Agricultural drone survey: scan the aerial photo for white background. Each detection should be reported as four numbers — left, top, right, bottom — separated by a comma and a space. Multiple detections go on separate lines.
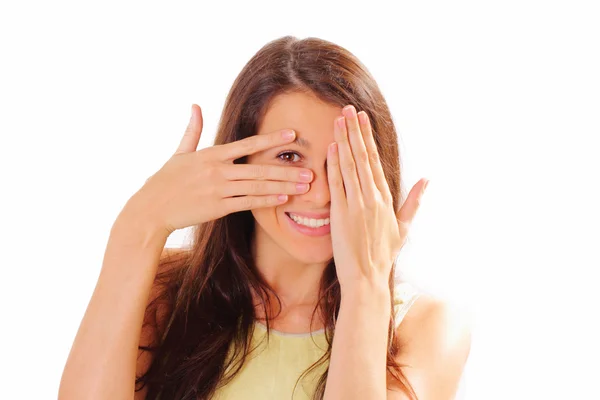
1, 1, 599, 399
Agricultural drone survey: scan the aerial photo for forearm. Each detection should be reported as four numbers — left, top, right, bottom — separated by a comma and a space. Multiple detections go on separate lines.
59, 198, 168, 399
324, 281, 392, 400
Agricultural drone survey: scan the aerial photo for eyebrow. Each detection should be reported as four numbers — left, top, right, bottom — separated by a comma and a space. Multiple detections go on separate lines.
292, 136, 311, 149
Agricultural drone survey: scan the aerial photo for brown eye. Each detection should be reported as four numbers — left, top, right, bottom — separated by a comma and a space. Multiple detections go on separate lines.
277, 151, 301, 164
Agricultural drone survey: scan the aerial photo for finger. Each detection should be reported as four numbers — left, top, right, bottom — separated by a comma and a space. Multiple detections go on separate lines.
217, 129, 296, 162
357, 110, 391, 198
397, 179, 429, 225
334, 116, 361, 202
221, 180, 310, 197
176, 104, 204, 155
342, 105, 377, 202
326, 142, 347, 206
222, 194, 289, 214
221, 164, 313, 183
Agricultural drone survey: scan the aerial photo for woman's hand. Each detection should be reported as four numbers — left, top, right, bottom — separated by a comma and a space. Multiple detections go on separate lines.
129, 104, 314, 236
326, 105, 429, 295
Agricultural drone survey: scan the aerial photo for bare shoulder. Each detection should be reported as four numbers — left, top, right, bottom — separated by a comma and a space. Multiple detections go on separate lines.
397, 293, 472, 357
388, 293, 473, 399
397, 291, 470, 334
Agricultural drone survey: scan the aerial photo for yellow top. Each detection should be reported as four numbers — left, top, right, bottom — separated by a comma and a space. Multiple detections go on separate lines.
211, 281, 421, 400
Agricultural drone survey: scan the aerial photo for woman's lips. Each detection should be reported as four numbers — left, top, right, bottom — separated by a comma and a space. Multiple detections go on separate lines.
284, 212, 331, 237
285, 211, 330, 219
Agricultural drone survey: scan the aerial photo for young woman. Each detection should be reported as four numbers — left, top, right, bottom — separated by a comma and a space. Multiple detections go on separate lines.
59, 36, 471, 400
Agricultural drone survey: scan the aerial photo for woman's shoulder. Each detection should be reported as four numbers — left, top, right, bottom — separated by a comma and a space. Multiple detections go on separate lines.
394, 281, 471, 338
390, 282, 472, 396
387, 285, 472, 398
392, 279, 472, 362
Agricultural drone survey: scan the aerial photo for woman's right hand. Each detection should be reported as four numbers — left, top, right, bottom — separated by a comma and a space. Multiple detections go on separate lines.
129, 104, 313, 236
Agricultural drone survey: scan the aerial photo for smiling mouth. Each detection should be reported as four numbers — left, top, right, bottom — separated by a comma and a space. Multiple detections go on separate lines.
285, 212, 330, 228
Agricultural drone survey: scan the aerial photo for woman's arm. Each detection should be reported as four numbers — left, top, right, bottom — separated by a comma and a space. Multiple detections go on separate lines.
58, 197, 170, 400
324, 282, 391, 400
324, 288, 472, 400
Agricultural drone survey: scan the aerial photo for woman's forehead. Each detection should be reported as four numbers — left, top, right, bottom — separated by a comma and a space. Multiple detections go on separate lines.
257, 91, 342, 147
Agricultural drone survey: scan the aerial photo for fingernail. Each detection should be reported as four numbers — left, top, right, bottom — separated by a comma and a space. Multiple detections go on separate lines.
190, 105, 195, 121
299, 170, 312, 182
296, 183, 309, 192
329, 142, 338, 154
358, 111, 367, 124
282, 130, 295, 140
278, 194, 288, 202
343, 105, 356, 117
424, 180, 430, 192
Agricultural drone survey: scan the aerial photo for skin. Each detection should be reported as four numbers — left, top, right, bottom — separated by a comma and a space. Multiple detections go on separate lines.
247, 90, 341, 331
247, 91, 471, 399
58, 93, 468, 400
246, 89, 420, 329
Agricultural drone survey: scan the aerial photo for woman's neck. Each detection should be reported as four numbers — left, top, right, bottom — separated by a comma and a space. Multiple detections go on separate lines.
251, 227, 327, 308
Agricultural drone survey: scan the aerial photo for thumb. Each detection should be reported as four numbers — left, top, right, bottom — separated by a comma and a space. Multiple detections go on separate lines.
396, 178, 428, 226
175, 104, 203, 154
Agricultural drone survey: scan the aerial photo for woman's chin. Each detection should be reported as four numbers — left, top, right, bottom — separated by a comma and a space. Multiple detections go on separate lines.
288, 247, 333, 265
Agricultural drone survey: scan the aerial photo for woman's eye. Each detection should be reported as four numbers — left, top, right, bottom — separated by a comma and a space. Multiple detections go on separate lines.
277, 151, 301, 164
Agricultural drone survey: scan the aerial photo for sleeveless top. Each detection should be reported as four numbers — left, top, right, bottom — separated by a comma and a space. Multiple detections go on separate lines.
211, 281, 421, 400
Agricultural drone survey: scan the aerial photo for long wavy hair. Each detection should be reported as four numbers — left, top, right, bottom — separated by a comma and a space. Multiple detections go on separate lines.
135, 35, 417, 400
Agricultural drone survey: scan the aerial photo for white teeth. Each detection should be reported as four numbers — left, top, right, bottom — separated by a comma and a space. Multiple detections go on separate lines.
288, 213, 330, 228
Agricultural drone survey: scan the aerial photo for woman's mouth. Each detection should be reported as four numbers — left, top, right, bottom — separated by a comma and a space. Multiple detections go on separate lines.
284, 212, 331, 237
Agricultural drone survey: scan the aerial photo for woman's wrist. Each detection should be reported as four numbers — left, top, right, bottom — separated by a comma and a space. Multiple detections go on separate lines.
112, 194, 171, 247
340, 279, 392, 316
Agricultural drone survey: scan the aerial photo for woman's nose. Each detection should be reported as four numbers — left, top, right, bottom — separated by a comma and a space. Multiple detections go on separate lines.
302, 169, 330, 206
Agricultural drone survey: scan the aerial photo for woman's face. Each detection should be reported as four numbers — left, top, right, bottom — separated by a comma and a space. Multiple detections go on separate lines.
247, 90, 343, 264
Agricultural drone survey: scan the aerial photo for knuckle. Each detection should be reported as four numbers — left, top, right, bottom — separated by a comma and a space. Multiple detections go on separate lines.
252, 164, 266, 179
241, 138, 256, 154
212, 144, 226, 156
330, 176, 344, 189
415, 196, 422, 208
363, 197, 376, 210
368, 148, 380, 164
241, 196, 253, 209
207, 183, 218, 198
357, 149, 369, 164
343, 162, 356, 175
382, 193, 392, 206
350, 208, 363, 220
204, 145, 218, 158
287, 182, 299, 192
205, 165, 219, 180
265, 195, 278, 206
250, 181, 264, 194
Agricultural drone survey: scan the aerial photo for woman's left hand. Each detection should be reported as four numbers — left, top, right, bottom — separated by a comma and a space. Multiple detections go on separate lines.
327, 105, 429, 296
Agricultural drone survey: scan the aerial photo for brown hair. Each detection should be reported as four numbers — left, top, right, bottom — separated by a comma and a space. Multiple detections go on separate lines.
136, 35, 417, 400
